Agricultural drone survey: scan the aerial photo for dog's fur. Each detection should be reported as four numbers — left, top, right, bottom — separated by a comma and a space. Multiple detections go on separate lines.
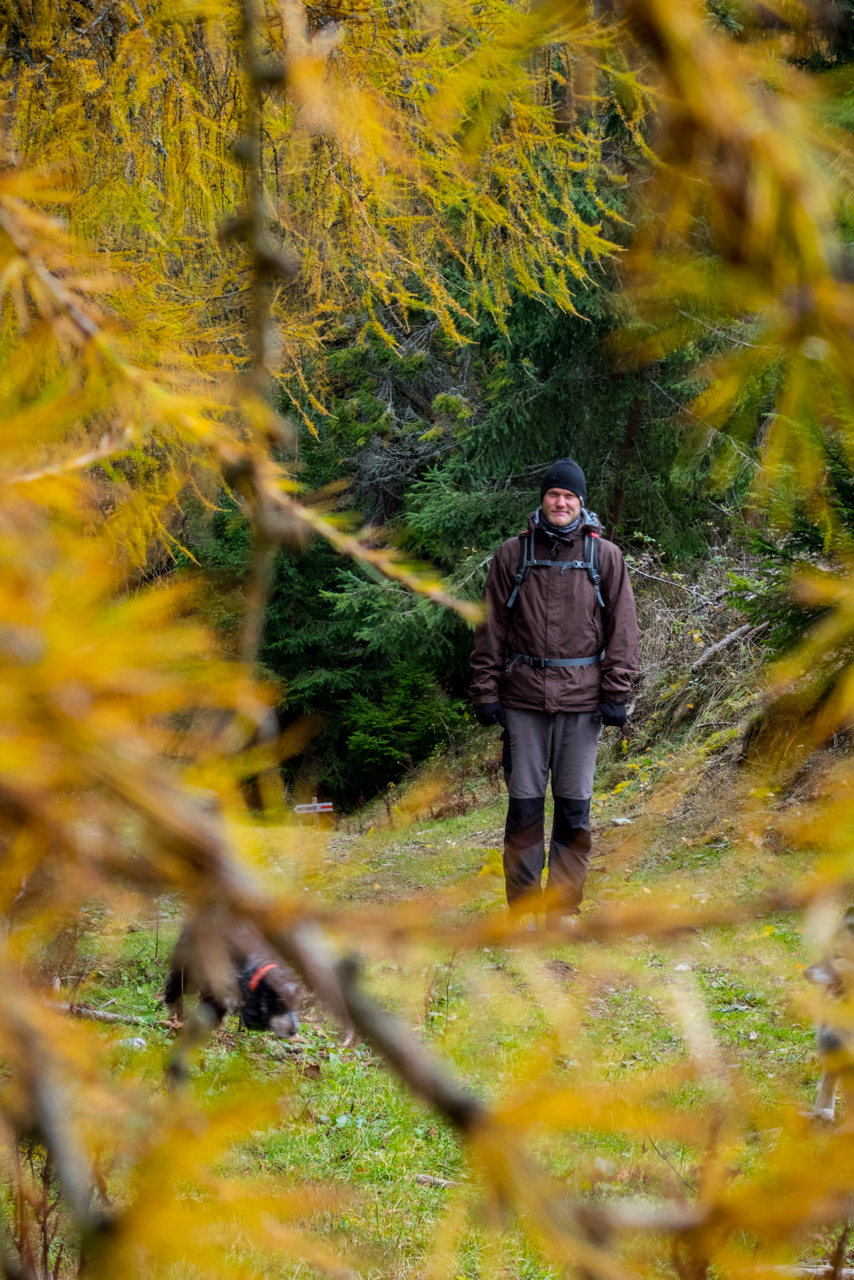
804, 907, 854, 1122
164, 920, 301, 1039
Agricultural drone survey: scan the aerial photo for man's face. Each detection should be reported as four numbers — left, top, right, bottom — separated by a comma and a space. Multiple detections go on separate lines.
542, 487, 582, 526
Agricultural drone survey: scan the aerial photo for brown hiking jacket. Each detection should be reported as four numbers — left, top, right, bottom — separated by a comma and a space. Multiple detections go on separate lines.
470, 512, 638, 713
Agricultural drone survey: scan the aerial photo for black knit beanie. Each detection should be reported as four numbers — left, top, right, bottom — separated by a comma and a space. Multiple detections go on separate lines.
540, 457, 587, 503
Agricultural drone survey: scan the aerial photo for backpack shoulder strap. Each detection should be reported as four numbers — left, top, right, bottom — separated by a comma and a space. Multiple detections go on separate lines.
583, 510, 606, 612
506, 530, 533, 609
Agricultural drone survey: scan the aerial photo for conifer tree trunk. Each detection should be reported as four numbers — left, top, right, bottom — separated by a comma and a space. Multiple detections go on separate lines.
606, 392, 642, 541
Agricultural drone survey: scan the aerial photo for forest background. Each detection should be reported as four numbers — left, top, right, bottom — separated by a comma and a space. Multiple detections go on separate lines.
9, 0, 854, 1278
7, 0, 821, 813
5, 0, 848, 809
98, 0, 854, 809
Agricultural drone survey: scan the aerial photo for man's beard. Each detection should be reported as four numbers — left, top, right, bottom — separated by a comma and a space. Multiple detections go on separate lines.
539, 509, 582, 540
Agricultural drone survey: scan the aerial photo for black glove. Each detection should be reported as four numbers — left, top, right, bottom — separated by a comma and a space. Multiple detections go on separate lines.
591, 700, 627, 728
475, 701, 507, 728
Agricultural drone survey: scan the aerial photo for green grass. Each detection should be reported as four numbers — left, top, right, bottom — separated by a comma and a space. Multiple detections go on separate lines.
47, 732, 846, 1279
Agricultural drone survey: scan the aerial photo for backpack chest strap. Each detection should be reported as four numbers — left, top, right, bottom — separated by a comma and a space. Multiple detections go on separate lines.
505, 528, 602, 609
525, 558, 593, 570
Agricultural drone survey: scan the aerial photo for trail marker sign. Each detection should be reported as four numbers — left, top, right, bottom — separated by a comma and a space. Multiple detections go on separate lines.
294, 796, 334, 815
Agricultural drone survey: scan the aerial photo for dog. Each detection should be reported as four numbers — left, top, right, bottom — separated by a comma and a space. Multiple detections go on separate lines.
164, 919, 301, 1039
804, 907, 854, 1122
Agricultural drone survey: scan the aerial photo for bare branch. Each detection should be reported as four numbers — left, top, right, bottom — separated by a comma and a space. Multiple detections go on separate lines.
280, 923, 483, 1131
0, 1193, 37, 1280
7, 430, 133, 485
238, 529, 275, 673
48, 1002, 171, 1030
692, 622, 767, 672
7, 1014, 102, 1236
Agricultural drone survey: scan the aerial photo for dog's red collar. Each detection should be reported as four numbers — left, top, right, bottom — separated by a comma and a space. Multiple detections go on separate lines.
248, 962, 278, 991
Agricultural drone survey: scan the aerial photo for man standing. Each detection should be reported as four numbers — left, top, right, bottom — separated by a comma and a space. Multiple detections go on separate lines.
470, 458, 638, 915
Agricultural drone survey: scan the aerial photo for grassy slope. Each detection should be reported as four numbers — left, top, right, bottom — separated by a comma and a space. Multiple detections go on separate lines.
68, 711, 839, 1280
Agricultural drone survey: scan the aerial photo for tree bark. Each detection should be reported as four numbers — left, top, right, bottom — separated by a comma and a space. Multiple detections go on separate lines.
607, 393, 642, 541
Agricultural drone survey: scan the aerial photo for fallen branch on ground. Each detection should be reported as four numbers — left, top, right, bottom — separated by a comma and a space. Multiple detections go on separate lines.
761, 1270, 854, 1278
48, 1001, 172, 1029
692, 622, 768, 672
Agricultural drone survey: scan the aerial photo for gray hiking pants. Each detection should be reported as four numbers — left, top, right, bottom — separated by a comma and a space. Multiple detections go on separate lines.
501, 707, 602, 911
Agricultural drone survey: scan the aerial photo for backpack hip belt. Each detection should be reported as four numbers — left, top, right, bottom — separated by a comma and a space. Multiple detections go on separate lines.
507, 650, 604, 672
